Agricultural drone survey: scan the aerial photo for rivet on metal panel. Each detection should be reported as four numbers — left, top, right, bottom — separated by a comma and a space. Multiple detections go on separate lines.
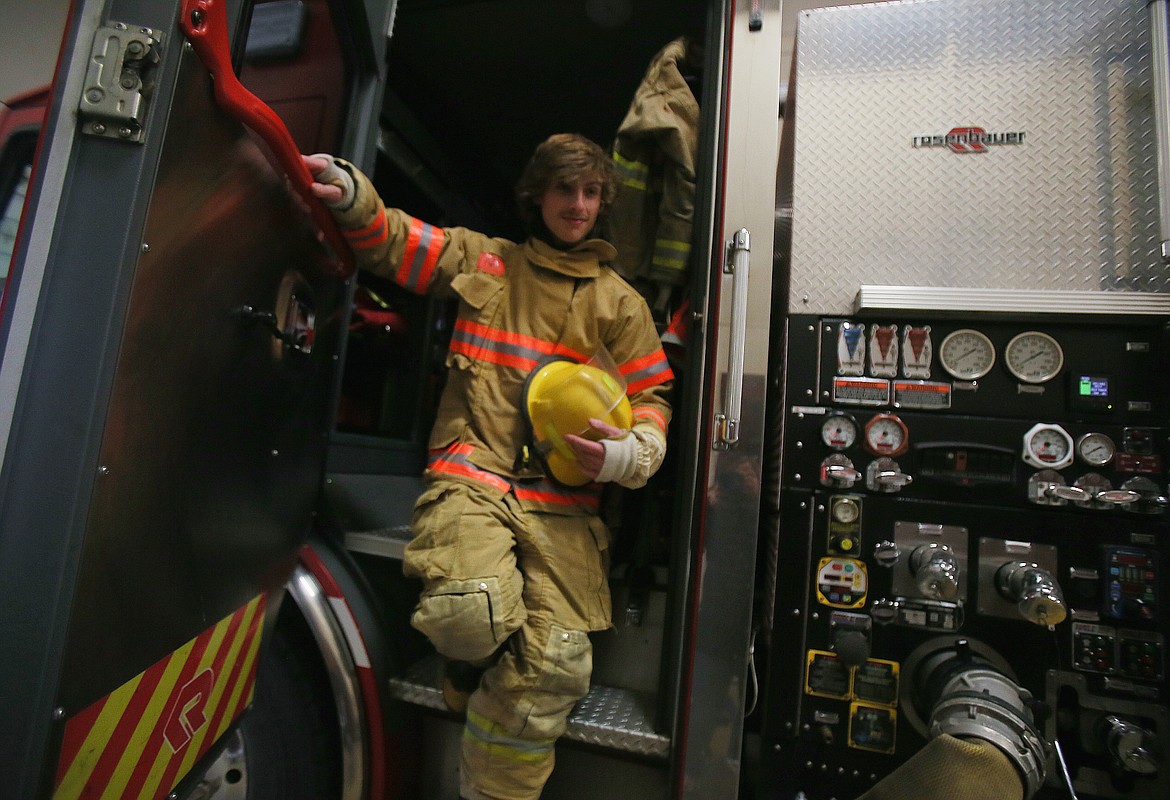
53, 707, 65, 720
794, 473, 802, 481
791, 608, 801, 617
141, 242, 150, 252
270, 449, 279, 457
98, 465, 110, 476
796, 441, 803, 449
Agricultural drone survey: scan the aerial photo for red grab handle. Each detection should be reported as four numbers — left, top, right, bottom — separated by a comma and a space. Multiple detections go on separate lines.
179, 0, 355, 277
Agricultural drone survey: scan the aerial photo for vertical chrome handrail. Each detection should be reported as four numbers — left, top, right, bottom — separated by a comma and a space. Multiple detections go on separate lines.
715, 228, 750, 448
1148, 0, 1170, 261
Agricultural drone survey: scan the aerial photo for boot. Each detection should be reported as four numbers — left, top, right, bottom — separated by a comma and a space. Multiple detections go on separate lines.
441, 659, 486, 714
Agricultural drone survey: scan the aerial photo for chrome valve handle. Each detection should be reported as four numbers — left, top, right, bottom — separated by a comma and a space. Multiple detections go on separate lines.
995, 561, 1068, 626
910, 543, 960, 601
1102, 715, 1160, 775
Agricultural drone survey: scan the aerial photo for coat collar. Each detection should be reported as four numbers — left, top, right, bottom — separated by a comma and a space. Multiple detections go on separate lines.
524, 236, 616, 278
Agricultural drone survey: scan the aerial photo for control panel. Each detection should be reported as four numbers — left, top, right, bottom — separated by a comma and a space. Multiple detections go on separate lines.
767, 314, 1169, 800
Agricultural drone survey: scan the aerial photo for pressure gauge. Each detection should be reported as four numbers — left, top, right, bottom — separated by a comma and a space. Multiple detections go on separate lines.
1022, 423, 1074, 470
864, 413, 908, 457
820, 412, 859, 450
938, 328, 996, 380
831, 496, 861, 524
1076, 432, 1116, 467
1004, 331, 1064, 384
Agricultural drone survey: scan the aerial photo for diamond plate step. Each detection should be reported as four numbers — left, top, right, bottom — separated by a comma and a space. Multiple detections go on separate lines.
388, 654, 671, 760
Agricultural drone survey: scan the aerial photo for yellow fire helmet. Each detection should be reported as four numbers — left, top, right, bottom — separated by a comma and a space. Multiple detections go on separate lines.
524, 353, 633, 486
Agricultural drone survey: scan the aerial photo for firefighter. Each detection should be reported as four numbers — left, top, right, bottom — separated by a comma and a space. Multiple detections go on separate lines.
303, 134, 673, 800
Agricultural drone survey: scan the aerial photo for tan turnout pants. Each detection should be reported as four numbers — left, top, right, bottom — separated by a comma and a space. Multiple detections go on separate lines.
403, 478, 612, 800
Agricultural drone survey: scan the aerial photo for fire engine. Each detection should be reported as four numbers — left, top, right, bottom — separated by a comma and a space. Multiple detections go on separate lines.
1, 0, 1166, 798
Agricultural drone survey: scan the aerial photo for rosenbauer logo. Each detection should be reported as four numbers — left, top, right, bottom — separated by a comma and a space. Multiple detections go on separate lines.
911, 126, 1025, 153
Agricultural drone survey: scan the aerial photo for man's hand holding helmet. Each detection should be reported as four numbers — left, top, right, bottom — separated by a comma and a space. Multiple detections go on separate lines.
564, 418, 664, 488
563, 419, 625, 481
525, 354, 665, 489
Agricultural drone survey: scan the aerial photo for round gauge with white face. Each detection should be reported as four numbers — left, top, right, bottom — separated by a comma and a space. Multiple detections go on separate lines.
864, 413, 908, 457
1004, 331, 1064, 384
832, 497, 861, 524
820, 412, 859, 450
938, 328, 996, 381
1076, 432, 1116, 467
1022, 423, 1074, 469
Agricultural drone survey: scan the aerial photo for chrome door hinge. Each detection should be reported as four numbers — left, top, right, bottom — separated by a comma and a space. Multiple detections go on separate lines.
79, 22, 164, 143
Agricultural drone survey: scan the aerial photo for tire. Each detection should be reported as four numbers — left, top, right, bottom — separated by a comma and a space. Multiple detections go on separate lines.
236, 604, 344, 799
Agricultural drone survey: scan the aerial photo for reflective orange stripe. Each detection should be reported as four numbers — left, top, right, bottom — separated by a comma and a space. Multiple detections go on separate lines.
621, 348, 673, 394
397, 217, 444, 292
633, 406, 667, 433
450, 319, 586, 371
513, 481, 601, 510
428, 445, 510, 492
427, 444, 601, 509
343, 208, 389, 250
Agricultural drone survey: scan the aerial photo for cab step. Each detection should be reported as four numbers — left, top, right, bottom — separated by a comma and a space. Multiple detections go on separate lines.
388, 654, 671, 760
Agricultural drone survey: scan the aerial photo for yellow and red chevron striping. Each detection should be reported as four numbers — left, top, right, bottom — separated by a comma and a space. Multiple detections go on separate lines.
53, 594, 267, 800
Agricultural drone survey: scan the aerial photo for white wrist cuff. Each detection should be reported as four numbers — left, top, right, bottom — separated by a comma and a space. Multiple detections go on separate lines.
596, 434, 639, 484
310, 153, 356, 210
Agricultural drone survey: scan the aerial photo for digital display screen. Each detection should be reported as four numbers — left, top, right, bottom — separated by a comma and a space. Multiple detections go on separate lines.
1069, 373, 1114, 412
1078, 375, 1110, 398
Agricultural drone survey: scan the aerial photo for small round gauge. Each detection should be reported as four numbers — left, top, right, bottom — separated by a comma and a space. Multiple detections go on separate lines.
831, 496, 861, 524
938, 328, 996, 380
1076, 432, 1116, 467
1022, 423, 1074, 470
864, 413, 908, 457
1004, 331, 1064, 384
820, 412, 859, 450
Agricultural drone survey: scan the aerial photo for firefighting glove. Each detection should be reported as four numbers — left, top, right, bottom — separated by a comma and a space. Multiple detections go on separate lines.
308, 153, 356, 211
596, 424, 666, 489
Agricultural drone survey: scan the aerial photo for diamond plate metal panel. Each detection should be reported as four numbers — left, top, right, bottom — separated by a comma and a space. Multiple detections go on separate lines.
388, 654, 671, 759
787, 0, 1167, 314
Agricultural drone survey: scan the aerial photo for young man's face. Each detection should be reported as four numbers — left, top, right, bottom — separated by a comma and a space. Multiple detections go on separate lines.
537, 176, 603, 245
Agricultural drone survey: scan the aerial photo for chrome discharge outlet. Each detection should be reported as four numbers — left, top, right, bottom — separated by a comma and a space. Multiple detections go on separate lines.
995, 561, 1068, 626
910, 543, 960, 602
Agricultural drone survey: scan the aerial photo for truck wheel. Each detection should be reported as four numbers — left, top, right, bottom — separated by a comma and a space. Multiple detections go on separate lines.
195, 604, 343, 800
240, 604, 343, 799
